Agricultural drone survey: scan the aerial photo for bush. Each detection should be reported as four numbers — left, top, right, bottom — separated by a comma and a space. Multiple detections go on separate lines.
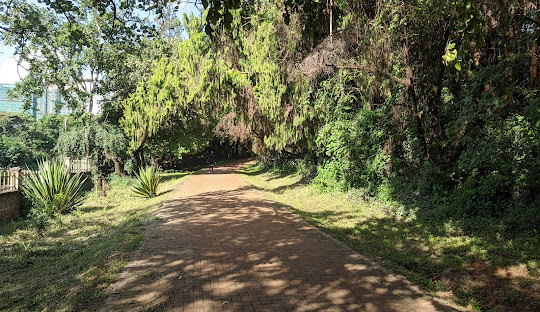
312, 160, 349, 191
22, 160, 87, 216
132, 166, 161, 198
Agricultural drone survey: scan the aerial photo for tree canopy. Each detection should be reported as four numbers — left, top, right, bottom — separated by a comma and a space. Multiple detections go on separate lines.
1, 0, 539, 224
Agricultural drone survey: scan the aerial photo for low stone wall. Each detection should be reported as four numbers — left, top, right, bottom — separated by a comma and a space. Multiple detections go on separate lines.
0, 191, 21, 222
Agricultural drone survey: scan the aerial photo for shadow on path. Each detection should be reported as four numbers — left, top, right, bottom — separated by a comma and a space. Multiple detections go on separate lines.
101, 161, 460, 312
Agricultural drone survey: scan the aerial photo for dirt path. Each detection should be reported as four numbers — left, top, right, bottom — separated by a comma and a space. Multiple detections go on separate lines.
101, 160, 459, 312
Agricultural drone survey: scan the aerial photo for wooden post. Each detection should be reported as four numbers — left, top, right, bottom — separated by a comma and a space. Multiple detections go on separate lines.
10, 167, 20, 191
1, 170, 5, 192
101, 178, 107, 197
65, 157, 71, 171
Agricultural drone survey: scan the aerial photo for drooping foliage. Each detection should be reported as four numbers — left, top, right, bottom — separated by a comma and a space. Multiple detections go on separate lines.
121, 14, 231, 164
55, 119, 128, 175
121, 0, 539, 232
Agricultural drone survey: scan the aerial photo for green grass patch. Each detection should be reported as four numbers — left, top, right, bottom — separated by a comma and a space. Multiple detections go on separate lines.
241, 163, 540, 312
0, 172, 190, 312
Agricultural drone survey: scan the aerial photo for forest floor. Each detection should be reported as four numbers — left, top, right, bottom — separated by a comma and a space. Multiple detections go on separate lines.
101, 159, 460, 312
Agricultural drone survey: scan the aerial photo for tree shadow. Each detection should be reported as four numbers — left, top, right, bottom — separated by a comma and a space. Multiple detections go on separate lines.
0, 210, 157, 311
157, 189, 173, 196
268, 177, 310, 194
233, 164, 540, 311
284, 200, 540, 311
101, 179, 459, 312
160, 172, 189, 183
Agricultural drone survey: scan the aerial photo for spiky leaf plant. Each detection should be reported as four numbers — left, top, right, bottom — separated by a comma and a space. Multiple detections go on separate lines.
22, 160, 87, 216
133, 166, 161, 198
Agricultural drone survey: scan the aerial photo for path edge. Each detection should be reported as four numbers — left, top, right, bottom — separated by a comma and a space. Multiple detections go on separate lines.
238, 163, 467, 312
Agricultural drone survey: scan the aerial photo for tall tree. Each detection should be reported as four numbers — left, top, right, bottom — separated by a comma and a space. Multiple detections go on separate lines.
0, 0, 154, 113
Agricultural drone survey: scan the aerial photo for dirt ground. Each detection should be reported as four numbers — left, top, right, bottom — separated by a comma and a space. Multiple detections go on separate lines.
100, 160, 462, 312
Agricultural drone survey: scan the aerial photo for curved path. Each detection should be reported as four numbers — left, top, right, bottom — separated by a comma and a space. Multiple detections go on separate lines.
101, 160, 459, 312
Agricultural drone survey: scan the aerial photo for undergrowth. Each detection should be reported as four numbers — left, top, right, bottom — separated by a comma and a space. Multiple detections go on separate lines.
241, 162, 540, 312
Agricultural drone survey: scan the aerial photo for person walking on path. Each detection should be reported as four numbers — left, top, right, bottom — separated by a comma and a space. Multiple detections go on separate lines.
207, 150, 216, 173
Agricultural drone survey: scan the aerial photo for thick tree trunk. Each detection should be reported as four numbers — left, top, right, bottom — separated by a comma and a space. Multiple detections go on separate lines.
113, 160, 123, 176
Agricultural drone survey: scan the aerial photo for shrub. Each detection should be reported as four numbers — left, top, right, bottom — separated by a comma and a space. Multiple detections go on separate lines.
22, 160, 87, 216
132, 166, 161, 198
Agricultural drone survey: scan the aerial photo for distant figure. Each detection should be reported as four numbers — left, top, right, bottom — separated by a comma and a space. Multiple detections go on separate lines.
208, 151, 216, 173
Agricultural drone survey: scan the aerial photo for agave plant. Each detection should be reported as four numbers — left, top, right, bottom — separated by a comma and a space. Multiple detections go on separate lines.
22, 160, 87, 215
133, 166, 161, 198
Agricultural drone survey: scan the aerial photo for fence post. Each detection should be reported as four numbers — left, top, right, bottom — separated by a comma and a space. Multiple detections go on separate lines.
10, 167, 20, 191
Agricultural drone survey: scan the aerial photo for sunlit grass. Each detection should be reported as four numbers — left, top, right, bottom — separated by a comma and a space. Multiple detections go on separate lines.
0, 172, 190, 312
241, 163, 540, 311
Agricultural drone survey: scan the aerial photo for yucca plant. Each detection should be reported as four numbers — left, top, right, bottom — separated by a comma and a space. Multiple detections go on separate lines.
133, 166, 161, 198
22, 160, 87, 216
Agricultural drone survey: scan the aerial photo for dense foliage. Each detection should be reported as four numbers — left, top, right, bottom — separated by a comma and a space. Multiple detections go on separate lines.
0, 112, 64, 169
55, 118, 128, 175
119, 0, 540, 233
1, 0, 539, 310
3, 0, 538, 227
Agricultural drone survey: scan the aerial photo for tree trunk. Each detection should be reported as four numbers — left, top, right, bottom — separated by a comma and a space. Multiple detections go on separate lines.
101, 178, 107, 197
401, 36, 428, 159
134, 129, 148, 168
530, 36, 539, 89
104, 151, 124, 176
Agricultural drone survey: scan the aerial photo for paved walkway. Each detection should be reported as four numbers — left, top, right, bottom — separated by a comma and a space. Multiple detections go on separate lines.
101, 161, 459, 312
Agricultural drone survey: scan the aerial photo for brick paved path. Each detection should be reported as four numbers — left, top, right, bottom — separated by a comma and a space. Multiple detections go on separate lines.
101, 161, 459, 312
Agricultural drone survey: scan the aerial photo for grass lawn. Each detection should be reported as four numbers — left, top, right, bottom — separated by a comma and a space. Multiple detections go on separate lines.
0, 172, 190, 312
241, 163, 540, 312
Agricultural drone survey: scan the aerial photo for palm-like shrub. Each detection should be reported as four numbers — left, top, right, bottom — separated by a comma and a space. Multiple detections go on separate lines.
22, 160, 87, 215
133, 166, 161, 198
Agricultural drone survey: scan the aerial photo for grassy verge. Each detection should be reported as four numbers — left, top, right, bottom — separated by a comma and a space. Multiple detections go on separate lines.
0, 172, 190, 312
241, 163, 540, 312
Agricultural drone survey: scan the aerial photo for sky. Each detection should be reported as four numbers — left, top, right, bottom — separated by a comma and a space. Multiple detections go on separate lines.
0, 1, 200, 85
0, 45, 24, 84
